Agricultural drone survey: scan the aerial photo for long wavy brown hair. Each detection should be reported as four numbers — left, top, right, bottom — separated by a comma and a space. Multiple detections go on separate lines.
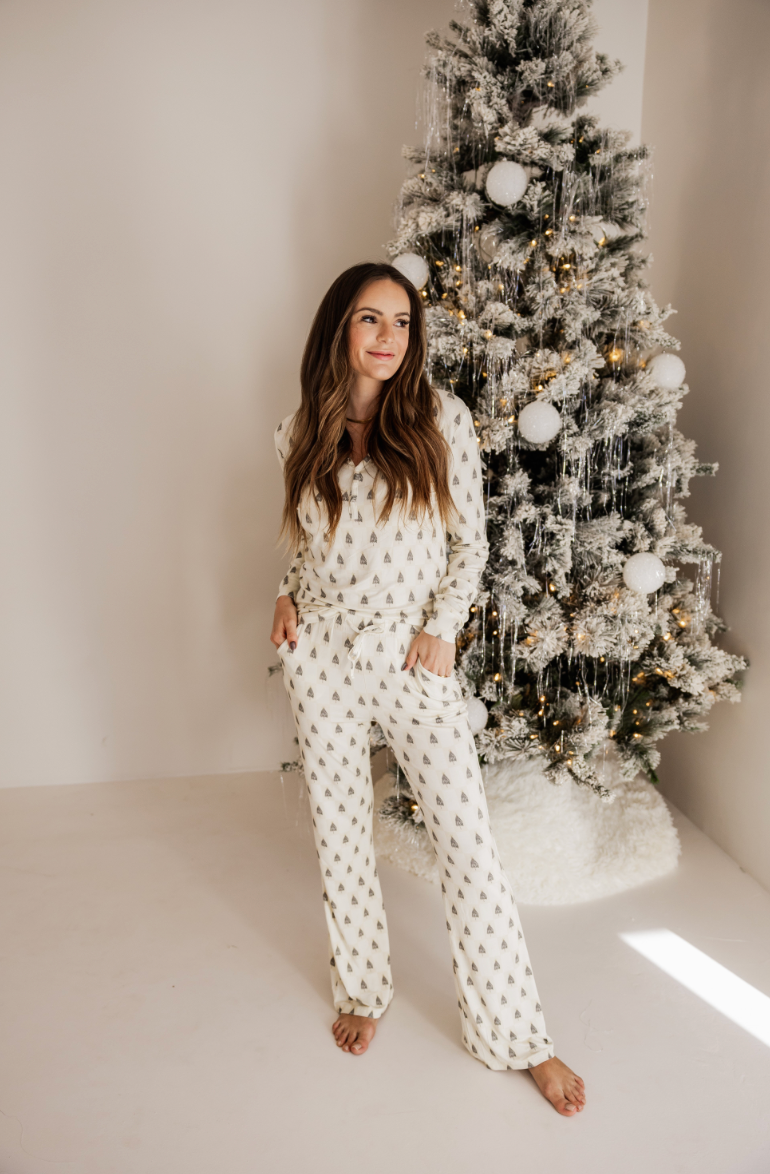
278, 261, 456, 550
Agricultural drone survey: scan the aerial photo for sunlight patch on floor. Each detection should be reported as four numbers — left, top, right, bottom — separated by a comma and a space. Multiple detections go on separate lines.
621, 928, 770, 1047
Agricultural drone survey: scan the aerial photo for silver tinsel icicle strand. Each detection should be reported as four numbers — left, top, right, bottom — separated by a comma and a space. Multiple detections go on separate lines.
378, 0, 747, 815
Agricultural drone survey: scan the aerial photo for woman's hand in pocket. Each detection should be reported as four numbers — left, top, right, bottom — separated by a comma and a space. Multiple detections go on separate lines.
402, 631, 455, 676
271, 595, 299, 650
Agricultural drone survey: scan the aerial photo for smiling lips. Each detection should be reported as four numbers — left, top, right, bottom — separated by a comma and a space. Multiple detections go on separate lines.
369, 351, 394, 359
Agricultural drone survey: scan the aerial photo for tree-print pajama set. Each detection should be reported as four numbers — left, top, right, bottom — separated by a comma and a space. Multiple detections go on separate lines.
273, 388, 554, 1070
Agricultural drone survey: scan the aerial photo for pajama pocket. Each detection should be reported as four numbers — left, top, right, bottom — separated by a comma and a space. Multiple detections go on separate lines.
415, 657, 457, 700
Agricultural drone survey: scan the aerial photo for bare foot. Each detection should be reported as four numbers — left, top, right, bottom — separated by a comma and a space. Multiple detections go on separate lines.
331, 1013, 377, 1055
528, 1056, 586, 1116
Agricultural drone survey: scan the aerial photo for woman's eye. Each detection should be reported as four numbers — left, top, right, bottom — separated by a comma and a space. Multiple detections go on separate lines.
360, 315, 409, 326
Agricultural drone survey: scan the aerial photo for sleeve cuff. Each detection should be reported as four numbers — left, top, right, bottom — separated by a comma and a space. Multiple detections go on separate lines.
423, 616, 458, 644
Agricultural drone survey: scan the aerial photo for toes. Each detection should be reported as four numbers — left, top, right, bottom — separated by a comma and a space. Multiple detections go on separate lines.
332, 1016, 376, 1056
566, 1091, 585, 1111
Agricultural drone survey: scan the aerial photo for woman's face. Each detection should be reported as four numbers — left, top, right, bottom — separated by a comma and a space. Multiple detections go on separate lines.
347, 279, 412, 384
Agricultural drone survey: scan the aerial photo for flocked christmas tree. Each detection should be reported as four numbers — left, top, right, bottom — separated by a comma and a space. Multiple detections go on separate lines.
373, 0, 746, 831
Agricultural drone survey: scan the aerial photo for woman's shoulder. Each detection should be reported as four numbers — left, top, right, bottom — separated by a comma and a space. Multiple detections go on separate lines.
432, 386, 474, 441
274, 409, 298, 467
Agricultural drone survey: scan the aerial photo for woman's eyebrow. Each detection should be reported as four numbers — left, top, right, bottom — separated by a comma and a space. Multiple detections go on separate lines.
357, 306, 411, 316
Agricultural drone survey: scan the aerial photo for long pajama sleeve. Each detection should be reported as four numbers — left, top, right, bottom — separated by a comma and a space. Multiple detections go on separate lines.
274, 412, 305, 601
422, 396, 489, 644
276, 536, 306, 602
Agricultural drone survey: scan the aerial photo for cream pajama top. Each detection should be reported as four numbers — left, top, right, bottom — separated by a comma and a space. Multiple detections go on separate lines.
273, 388, 489, 646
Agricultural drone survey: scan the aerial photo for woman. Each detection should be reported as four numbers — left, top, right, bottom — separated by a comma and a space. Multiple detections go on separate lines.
271, 262, 585, 1116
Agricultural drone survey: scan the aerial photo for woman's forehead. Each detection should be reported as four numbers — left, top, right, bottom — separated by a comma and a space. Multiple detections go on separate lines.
354, 279, 411, 315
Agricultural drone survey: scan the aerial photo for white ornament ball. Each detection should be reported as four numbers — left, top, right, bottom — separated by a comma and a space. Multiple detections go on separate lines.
485, 160, 528, 207
517, 400, 562, 444
467, 696, 489, 734
476, 222, 504, 264
622, 552, 667, 594
391, 252, 429, 290
590, 219, 623, 244
648, 352, 686, 390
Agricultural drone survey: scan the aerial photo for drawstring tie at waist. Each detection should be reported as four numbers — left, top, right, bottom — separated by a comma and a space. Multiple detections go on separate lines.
298, 604, 389, 674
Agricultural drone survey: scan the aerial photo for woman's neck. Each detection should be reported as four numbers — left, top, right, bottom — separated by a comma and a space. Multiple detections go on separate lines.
347, 374, 383, 423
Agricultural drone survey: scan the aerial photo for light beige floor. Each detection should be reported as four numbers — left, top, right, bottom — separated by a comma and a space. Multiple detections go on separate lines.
0, 770, 769, 1174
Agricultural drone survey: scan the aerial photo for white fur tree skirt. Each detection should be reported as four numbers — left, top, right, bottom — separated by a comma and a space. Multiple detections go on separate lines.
373, 745, 681, 905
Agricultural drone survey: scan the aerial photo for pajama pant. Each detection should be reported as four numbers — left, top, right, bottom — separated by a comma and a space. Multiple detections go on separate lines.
277, 605, 555, 1071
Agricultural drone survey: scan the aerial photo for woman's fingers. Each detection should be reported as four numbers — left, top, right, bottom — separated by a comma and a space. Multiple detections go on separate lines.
402, 634, 455, 675
285, 615, 298, 650
271, 598, 299, 648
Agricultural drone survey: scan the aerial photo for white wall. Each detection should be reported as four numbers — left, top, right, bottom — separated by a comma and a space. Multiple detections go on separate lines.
0, 0, 647, 788
641, 0, 770, 890
586, 0, 649, 144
